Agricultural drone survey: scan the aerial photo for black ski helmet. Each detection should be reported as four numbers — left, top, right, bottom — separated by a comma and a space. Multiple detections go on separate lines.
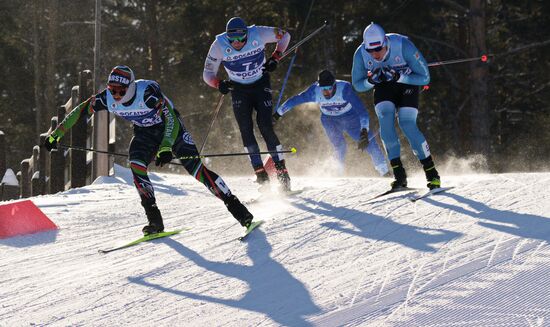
318, 70, 336, 87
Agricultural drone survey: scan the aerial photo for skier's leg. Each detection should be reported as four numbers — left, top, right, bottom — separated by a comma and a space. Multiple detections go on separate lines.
129, 126, 165, 234
254, 78, 291, 191
375, 102, 406, 187
231, 89, 270, 187
365, 131, 389, 176
321, 115, 347, 174
172, 122, 253, 227
374, 83, 407, 188
397, 82, 441, 189
374, 101, 400, 160
397, 107, 430, 159
343, 113, 388, 176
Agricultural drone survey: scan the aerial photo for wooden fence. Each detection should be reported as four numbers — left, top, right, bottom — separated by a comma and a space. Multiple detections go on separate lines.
0, 70, 115, 201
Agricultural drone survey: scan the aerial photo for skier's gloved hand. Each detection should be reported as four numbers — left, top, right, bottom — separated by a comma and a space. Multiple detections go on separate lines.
263, 51, 282, 73
382, 67, 400, 83
218, 80, 233, 95
272, 112, 282, 125
155, 147, 173, 167
367, 68, 383, 85
357, 128, 370, 150
43, 134, 59, 152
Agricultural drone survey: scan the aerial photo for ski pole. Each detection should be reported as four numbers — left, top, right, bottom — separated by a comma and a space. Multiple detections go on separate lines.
177, 147, 297, 160
58, 143, 297, 161
428, 54, 490, 67
198, 94, 225, 154
280, 20, 330, 61
275, 3, 318, 111
57, 144, 129, 157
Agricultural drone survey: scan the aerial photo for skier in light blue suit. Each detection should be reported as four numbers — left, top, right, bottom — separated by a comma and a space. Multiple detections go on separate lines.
352, 22, 441, 190
274, 70, 388, 176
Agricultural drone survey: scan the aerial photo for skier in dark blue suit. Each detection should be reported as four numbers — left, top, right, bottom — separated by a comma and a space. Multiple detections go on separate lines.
274, 70, 388, 176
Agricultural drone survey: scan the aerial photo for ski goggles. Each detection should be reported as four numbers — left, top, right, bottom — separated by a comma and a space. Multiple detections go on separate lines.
366, 45, 384, 53
107, 84, 128, 97
320, 84, 335, 91
228, 34, 247, 43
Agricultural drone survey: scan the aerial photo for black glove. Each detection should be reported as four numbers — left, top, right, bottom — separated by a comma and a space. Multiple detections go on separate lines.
367, 68, 383, 85
357, 128, 369, 150
381, 67, 400, 83
263, 51, 282, 73
218, 80, 233, 95
272, 112, 282, 125
155, 147, 173, 167
43, 134, 59, 152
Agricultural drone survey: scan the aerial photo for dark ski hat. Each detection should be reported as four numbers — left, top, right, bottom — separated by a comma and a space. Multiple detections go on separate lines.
107, 65, 135, 87
318, 70, 336, 87
226, 17, 248, 39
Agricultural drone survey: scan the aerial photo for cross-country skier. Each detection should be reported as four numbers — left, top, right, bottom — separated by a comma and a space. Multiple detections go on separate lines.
351, 22, 441, 190
203, 17, 292, 193
274, 70, 389, 176
44, 65, 255, 235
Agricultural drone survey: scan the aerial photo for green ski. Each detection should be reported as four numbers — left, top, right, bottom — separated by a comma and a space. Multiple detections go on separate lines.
238, 220, 264, 241
98, 230, 183, 254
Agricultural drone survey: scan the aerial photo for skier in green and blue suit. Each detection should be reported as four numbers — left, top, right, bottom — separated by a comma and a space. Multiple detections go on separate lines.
44, 65, 255, 235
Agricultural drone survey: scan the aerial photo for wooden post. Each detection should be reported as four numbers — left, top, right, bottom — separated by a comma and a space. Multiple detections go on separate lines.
30, 145, 41, 196
70, 71, 91, 188
20, 159, 30, 198
50, 115, 65, 194
39, 133, 48, 194
0, 131, 5, 180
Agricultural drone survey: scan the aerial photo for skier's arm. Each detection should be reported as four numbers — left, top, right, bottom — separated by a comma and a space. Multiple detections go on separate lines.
146, 83, 180, 150
203, 40, 224, 89
256, 26, 291, 55
49, 91, 107, 140
397, 38, 430, 85
343, 84, 369, 130
351, 47, 374, 92
276, 84, 317, 116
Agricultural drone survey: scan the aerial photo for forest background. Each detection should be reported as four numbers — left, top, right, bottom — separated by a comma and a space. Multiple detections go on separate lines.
1, 0, 548, 176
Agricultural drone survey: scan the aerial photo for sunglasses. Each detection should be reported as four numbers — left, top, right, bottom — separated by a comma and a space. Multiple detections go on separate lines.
366, 45, 384, 53
320, 85, 334, 91
108, 85, 127, 97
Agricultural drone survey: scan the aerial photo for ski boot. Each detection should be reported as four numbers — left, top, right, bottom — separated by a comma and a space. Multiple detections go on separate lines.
420, 156, 441, 190
141, 199, 164, 236
254, 165, 271, 193
224, 194, 254, 228
274, 159, 291, 193
390, 158, 407, 190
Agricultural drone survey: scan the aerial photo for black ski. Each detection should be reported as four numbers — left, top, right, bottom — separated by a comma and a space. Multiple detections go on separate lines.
410, 187, 454, 202
367, 187, 420, 202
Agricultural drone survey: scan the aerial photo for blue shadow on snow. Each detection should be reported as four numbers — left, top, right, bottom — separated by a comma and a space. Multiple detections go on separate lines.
128, 230, 321, 326
424, 193, 550, 242
291, 197, 461, 252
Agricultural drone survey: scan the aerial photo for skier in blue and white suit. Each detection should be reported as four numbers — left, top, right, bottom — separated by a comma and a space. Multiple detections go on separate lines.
203, 17, 293, 192
274, 70, 389, 176
352, 22, 441, 190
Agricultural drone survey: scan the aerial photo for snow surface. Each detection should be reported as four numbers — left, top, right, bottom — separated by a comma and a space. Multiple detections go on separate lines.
1, 166, 550, 326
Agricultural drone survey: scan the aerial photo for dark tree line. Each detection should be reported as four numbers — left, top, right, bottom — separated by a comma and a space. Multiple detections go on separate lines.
0, 0, 548, 176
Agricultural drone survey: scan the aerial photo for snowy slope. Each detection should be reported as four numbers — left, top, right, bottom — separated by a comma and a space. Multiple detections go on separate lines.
1, 167, 550, 326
